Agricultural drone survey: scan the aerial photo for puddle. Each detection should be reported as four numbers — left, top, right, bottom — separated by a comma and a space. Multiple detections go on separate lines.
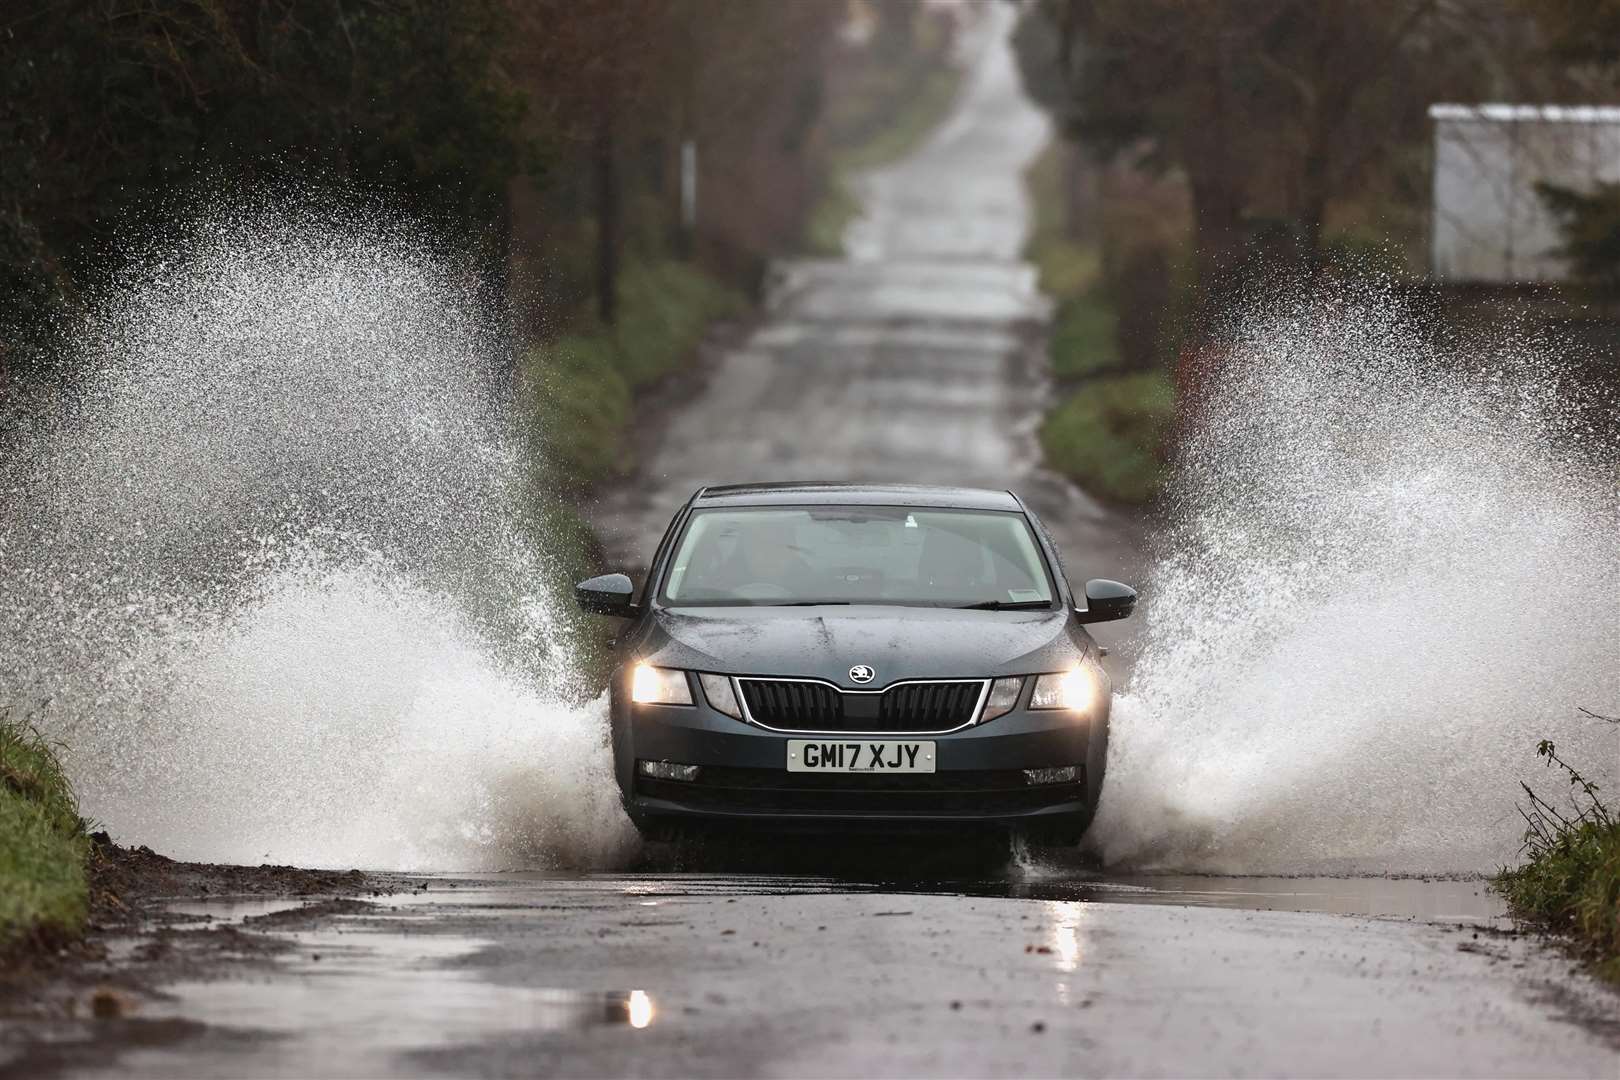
161, 898, 310, 926
161, 966, 659, 1038
940, 873, 1509, 921
414, 870, 1507, 922
7, 872, 1512, 1078
40, 918, 663, 1078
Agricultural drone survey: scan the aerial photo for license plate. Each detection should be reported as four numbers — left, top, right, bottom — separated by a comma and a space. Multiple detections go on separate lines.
786, 740, 936, 774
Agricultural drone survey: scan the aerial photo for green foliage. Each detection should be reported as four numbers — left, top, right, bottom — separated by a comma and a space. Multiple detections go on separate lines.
1027, 127, 1190, 375
520, 257, 743, 692
1050, 295, 1121, 380
526, 258, 743, 490
1496, 716, 1620, 980
1024, 141, 1171, 503
1040, 373, 1174, 506
0, 712, 90, 949
835, 63, 963, 176
530, 334, 633, 490
1024, 143, 1117, 379
1033, 242, 1103, 307
1536, 182, 1620, 289
1024, 144, 1100, 296
612, 261, 747, 389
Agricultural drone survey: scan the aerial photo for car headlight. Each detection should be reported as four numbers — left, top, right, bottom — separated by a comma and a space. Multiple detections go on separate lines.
631, 663, 693, 706
1029, 663, 1104, 712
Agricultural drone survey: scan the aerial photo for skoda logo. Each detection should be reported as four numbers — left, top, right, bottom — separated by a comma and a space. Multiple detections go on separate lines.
849, 664, 876, 684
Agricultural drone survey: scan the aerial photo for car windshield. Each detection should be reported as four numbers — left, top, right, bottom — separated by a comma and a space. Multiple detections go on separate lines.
660, 506, 1056, 608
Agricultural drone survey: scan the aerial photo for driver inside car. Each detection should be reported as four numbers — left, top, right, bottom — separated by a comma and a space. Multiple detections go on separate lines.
690, 515, 823, 600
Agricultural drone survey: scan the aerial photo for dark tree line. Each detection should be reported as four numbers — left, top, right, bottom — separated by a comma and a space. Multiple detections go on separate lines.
0, 0, 843, 384
499, 0, 840, 335
1015, 0, 1620, 317
1525, 0, 1620, 292
1, 3, 527, 360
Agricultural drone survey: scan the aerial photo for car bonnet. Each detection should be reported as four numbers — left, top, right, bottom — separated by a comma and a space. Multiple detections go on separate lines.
635, 605, 1085, 688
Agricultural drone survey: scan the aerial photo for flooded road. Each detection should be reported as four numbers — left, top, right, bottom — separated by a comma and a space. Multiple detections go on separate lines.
10, 872, 1616, 1078
5, 7, 1616, 1079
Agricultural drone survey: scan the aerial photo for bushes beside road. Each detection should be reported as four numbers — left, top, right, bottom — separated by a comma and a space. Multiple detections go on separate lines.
1047, 292, 1120, 381
1040, 373, 1175, 507
1024, 143, 1177, 506
525, 258, 744, 491
0, 713, 89, 952
1500, 821, 1620, 981
1496, 721, 1620, 982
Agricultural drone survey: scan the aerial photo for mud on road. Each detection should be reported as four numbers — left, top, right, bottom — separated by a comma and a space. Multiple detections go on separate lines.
1, 836, 419, 1004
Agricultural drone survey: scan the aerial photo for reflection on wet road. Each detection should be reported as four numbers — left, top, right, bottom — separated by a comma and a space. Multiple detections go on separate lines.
903, 872, 1507, 921
413, 869, 1510, 921
394, 868, 1511, 922
16, 873, 1612, 1079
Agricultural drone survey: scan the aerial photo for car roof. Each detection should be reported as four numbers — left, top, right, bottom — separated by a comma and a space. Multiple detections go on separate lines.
689, 481, 1024, 512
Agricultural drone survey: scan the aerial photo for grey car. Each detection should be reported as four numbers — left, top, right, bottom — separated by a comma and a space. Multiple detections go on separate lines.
575, 482, 1136, 844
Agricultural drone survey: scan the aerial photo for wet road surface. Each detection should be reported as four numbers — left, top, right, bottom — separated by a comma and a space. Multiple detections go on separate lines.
9, 871, 1616, 1078
7, 7, 1616, 1079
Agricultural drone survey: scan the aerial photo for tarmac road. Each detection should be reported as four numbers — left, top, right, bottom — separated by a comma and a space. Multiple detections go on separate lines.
5, 7, 1615, 1079
7, 870, 1615, 1078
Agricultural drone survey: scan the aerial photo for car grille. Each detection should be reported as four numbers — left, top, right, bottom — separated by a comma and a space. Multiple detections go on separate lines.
737, 678, 986, 732
879, 682, 984, 730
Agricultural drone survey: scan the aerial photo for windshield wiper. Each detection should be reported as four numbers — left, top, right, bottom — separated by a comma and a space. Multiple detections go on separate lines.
772, 601, 852, 606
954, 600, 1053, 610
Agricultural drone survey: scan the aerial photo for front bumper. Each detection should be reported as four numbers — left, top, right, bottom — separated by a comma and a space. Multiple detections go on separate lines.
611, 691, 1107, 833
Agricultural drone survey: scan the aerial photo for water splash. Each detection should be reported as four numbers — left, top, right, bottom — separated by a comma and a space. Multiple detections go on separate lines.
0, 202, 636, 870
1093, 281, 1619, 874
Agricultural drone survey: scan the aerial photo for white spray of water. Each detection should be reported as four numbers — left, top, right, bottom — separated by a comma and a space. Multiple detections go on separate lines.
0, 204, 637, 870
6, 213, 1611, 878
1094, 283, 1619, 874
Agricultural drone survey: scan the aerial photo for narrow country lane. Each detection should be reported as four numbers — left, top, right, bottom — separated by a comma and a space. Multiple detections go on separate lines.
5, 8, 1615, 1080
587, 6, 1145, 613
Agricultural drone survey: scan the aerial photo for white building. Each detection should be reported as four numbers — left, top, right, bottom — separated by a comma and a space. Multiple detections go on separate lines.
1429, 104, 1620, 283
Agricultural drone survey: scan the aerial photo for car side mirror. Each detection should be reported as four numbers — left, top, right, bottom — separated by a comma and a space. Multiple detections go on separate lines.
575, 573, 638, 617
1075, 578, 1136, 624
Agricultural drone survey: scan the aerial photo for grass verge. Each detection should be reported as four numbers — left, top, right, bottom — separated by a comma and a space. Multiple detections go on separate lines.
1049, 292, 1121, 381
1039, 373, 1175, 506
0, 712, 89, 952
525, 257, 745, 490
1495, 716, 1620, 982
1025, 142, 1171, 505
